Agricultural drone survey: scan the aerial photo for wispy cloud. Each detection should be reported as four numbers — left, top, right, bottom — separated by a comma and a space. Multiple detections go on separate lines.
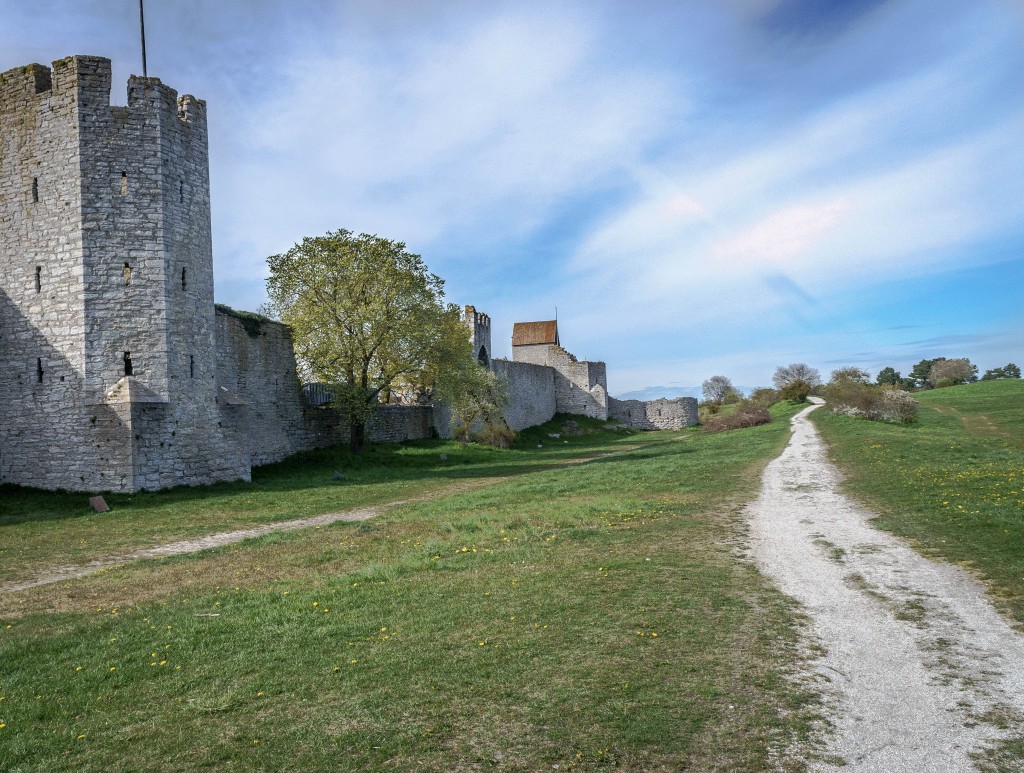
1, 0, 1021, 389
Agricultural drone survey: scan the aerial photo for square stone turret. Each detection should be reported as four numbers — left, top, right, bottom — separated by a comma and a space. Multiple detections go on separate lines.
0, 55, 248, 491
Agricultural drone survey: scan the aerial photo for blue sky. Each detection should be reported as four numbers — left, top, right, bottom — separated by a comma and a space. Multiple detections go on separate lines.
3, 0, 1022, 394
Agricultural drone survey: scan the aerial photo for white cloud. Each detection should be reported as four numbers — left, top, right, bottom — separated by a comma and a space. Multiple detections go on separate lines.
213, 9, 679, 286
710, 198, 852, 268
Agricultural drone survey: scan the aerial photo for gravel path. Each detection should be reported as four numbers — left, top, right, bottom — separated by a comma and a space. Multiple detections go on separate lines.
746, 400, 1024, 771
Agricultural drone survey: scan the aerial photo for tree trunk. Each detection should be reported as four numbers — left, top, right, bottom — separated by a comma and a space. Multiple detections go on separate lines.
350, 421, 366, 454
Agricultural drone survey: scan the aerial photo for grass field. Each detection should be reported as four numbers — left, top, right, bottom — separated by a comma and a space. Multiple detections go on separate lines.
812, 378, 1024, 625
0, 405, 821, 771
0, 419, 662, 586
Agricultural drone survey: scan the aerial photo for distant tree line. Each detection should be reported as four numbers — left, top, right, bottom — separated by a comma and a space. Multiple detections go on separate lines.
698, 355, 1019, 431
874, 358, 1019, 391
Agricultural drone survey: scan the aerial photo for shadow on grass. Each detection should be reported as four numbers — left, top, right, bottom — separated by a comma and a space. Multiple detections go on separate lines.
0, 414, 665, 528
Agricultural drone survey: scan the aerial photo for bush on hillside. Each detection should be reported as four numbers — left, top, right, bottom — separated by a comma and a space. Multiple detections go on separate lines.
822, 380, 883, 419
701, 403, 771, 433
823, 381, 919, 425
749, 387, 780, 407
697, 401, 721, 423
779, 379, 812, 403
880, 389, 919, 424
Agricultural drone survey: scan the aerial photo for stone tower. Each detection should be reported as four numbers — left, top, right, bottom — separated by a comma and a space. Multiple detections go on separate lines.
464, 305, 491, 366
0, 56, 248, 491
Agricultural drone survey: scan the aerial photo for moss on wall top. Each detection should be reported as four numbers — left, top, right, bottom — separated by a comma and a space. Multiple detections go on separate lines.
214, 303, 275, 338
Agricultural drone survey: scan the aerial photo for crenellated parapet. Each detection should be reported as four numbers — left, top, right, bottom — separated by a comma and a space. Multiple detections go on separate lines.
0, 54, 233, 492
464, 304, 492, 366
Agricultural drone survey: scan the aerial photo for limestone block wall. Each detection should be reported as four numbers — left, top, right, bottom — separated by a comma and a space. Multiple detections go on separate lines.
214, 310, 311, 465
542, 346, 608, 420
510, 343, 554, 366
367, 406, 435, 443
215, 308, 437, 464
608, 396, 698, 430
0, 56, 247, 492
492, 359, 557, 430
464, 305, 492, 366
1, 60, 92, 489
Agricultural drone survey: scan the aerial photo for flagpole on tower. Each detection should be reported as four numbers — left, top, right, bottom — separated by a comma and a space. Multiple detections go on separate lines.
139, 0, 148, 77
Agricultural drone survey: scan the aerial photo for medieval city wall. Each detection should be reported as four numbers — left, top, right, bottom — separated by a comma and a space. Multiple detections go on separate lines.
214, 309, 437, 464
0, 57, 249, 492
543, 346, 608, 420
214, 310, 312, 465
492, 359, 557, 430
608, 396, 699, 430
0, 54, 696, 494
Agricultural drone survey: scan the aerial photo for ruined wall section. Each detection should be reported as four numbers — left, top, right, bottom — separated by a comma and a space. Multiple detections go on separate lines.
542, 346, 608, 420
491, 359, 556, 430
508, 342, 608, 421
214, 310, 315, 465
608, 396, 698, 430
215, 310, 434, 466
464, 305, 491, 366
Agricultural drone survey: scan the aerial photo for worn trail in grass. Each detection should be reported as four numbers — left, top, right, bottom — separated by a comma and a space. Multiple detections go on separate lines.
0, 422, 642, 586
0, 406, 820, 771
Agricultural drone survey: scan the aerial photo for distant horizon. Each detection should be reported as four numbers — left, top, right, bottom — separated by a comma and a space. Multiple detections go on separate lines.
2, 0, 1021, 392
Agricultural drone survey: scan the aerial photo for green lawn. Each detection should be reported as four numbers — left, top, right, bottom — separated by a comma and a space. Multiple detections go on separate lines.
0, 417, 646, 585
0, 405, 820, 771
812, 379, 1024, 624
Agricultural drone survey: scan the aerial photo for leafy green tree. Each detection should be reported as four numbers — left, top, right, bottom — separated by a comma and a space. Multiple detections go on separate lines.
779, 378, 812, 403
909, 357, 944, 389
446, 369, 514, 446
928, 358, 978, 388
876, 367, 901, 387
266, 229, 487, 453
982, 363, 1021, 380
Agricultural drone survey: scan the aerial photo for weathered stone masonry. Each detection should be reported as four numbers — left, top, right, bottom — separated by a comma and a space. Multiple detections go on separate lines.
0, 55, 697, 494
1, 56, 248, 492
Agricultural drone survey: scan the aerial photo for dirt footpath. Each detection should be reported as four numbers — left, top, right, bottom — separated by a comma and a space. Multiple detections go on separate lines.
746, 400, 1024, 771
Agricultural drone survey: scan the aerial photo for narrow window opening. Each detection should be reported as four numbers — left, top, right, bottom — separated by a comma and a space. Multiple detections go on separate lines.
179, 180, 184, 204
35, 266, 41, 293
120, 172, 127, 196
32, 177, 39, 203
181, 267, 187, 290
190, 355, 195, 379
36, 357, 44, 383
124, 352, 133, 376
123, 262, 132, 285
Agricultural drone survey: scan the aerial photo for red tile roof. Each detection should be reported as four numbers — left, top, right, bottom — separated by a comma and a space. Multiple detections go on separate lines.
512, 320, 559, 346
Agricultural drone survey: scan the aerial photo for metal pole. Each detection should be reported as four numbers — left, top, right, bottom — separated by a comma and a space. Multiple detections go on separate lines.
139, 0, 148, 77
